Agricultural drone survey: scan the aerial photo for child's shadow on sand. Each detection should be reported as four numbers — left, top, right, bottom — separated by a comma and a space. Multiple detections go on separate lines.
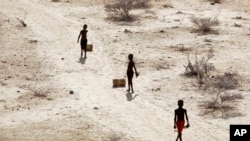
77, 57, 87, 64
126, 92, 138, 101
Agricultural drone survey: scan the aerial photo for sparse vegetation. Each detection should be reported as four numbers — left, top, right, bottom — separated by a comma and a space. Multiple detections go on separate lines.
105, 0, 133, 21
105, 0, 152, 21
220, 92, 243, 102
200, 88, 243, 116
199, 72, 242, 117
207, 72, 240, 90
184, 48, 215, 86
133, 0, 151, 8
184, 51, 242, 115
21, 85, 52, 98
183, 49, 243, 118
191, 17, 219, 33
200, 81, 242, 118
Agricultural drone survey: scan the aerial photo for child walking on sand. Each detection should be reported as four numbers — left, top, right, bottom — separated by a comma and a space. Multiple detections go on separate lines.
126, 54, 139, 93
174, 100, 190, 141
77, 24, 88, 58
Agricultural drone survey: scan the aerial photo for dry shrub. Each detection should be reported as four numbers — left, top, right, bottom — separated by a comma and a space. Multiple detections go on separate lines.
200, 89, 243, 110
191, 17, 219, 33
208, 72, 240, 90
52, 0, 60, 2
21, 85, 52, 98
200, 71, 243, 118
105, 0, 133, 21
184, 48, 215, 86
220, 92, 243, 102
200, 90, 243, 118
133, 0, 151, 8
105, 0, 151, 21
199, 85, 243, 118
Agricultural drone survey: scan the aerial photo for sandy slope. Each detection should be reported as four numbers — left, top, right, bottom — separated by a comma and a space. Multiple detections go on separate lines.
1, 0, 250, 141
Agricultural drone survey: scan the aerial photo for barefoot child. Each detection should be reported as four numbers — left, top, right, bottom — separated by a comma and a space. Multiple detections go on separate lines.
174, 100, 190, 141
77, 24, 88, 58
126, 54, 139, 93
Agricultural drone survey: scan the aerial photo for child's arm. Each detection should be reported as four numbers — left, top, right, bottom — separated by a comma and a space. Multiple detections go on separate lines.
185, 110, 190, 127
133, 63, 139, 77
174, 110, 177, 128
77, 31, 81, 43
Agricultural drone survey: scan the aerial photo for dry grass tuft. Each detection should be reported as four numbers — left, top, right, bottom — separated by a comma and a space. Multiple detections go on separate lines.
191, 17, 219, 33
21, 85, 53, 98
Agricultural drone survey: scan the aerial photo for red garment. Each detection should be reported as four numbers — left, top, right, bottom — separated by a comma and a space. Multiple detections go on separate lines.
176, 121, 185, 133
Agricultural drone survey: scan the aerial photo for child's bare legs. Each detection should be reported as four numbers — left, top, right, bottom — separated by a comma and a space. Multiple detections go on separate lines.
175, 133, 182, 141
130, 80, 134, 93
127, 78, 131, 92
84, 49, 87, 58
127, 78, 134, 93
81, 49, 83, 57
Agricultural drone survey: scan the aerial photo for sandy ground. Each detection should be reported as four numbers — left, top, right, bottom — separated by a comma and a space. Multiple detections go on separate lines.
1, 0, 250, 140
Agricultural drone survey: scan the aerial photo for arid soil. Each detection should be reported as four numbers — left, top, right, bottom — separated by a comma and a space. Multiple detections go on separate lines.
1, 0, 250, 141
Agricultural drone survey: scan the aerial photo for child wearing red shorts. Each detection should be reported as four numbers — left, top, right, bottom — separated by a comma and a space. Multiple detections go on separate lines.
174, 100, 190, 141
